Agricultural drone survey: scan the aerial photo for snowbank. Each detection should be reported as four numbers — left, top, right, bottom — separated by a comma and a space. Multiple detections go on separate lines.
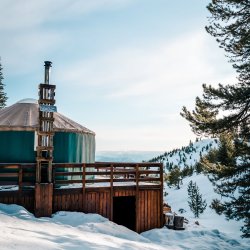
0, 203, 249, 250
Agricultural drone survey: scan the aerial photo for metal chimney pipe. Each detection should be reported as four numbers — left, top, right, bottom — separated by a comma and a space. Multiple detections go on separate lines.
44, 61, 52, 84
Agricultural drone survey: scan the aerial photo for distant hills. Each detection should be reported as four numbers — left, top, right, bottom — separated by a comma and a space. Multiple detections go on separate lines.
95, 151, 163, 163
95, 139, 218, 165
148, 138, 218, 170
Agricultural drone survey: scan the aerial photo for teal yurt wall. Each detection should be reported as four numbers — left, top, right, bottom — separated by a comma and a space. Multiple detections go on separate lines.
53, 132, 95, 163
0, 131, 35, 163
0, 99, 95, 163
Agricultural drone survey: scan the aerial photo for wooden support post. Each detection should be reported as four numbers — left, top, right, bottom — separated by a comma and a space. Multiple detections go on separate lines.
34, 183, 53, 217
35, 61, 56, 217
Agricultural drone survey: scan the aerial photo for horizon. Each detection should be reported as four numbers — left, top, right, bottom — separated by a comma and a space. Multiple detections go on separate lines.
0, 0, 235, 151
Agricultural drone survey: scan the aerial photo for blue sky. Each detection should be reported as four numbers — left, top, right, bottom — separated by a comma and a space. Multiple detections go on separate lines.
0, 0, 236, 151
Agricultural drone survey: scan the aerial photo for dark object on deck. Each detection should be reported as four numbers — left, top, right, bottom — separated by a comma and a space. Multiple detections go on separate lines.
164, 213, 185, 230
164, 213, 174, 229
174, 215, 185, 230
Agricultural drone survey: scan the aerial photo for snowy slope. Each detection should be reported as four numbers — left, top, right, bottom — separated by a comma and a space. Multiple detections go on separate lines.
0, 203, 249, 250
150, 138, 218, 170
154, 139, 250, 246
164, 174, 245, 238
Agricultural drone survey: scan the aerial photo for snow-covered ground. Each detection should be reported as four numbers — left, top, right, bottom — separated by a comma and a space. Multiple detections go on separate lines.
160, 139, 250, 249
164, 174, 250, 242
0, 203, 249, 250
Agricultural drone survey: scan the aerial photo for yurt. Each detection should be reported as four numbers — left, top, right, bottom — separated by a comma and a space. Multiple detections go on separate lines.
0, 98, 95, 164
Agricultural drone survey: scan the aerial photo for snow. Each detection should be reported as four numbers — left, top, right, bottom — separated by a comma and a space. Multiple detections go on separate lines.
0, 203, 165, 250
164, 174, 245, 238
159, 139, 250, 249
57, 181, 159, 189
142, 227, 247, 250
0, 185, 19, 191
161, 139, 245, 237
0, 203, 249, 250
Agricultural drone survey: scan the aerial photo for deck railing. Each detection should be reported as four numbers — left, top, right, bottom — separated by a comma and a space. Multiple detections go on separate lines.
0, 162, 163, 190
0, 164, 36, 192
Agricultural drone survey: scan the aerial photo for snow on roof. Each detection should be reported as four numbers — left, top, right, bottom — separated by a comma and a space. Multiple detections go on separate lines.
16, 98, 38, 104
0, 99, 95, 135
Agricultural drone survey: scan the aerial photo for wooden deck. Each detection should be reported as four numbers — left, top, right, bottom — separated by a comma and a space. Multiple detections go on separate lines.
0, 162, 163, 233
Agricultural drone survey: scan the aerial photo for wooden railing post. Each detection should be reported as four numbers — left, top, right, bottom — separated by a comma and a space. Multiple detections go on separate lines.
18, 165, 23, 203
136, 164, 139, 187
18, 165, 22, 191
110, 164, 114, 221
82, 163, 86, 212
135, 164, 139, 232
160, 163, 164, 227
52, 164, 56, 185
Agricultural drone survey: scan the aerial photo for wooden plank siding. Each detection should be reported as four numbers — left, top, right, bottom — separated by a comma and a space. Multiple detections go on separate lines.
51, 186, 162, 233
0, 162, 164, 233
0, 190, 35, 212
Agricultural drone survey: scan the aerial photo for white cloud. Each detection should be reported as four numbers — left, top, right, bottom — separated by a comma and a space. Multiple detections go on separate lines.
0, 0, 134, 75
0, 0, 133, 31
57, 31, 236, 151
57, 31, 235, 100
1, 30, 63, 75
94, 122, 196, 151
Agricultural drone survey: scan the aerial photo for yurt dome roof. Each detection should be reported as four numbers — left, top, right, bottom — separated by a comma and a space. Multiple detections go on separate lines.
17, 98, 38, 104
0, 99, 95, 135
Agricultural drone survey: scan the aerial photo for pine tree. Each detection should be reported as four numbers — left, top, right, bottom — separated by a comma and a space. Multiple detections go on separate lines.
0, 59, 7, 109
206, 0, 250, 84
187, 181, 207, 218
181, 0, 250, 138
194, 162, 203, 174
182, 165, 194, 178
167, 166, 182, 189
202, 133, 250, 237
181, 0, 250, 238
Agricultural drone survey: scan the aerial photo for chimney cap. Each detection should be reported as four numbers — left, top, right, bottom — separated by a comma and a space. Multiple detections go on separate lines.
44, 61, 52, 67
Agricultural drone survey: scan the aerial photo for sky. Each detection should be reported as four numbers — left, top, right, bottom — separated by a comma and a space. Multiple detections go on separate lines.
0, 0, 237, 151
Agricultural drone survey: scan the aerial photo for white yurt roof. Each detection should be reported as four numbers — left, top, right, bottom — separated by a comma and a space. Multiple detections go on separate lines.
0, 98, 95, 135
